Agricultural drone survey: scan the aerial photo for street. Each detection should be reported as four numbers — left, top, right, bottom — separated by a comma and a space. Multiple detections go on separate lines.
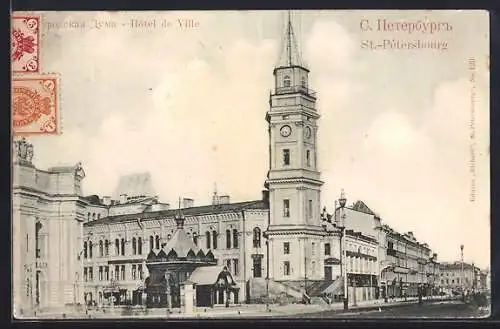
297, 301, 490, 318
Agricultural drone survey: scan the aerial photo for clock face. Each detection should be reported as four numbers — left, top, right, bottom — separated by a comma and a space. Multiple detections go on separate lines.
305, 126, 312, 139
280, 125, 292, 137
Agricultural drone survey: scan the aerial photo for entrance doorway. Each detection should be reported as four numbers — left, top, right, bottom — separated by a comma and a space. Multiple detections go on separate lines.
324, 266, 332, 281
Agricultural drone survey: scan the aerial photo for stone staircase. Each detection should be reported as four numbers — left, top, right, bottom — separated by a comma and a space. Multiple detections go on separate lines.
247, 278, 303, 304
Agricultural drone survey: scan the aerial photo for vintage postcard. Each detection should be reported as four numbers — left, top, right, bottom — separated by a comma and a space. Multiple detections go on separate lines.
11, 10, 490, 319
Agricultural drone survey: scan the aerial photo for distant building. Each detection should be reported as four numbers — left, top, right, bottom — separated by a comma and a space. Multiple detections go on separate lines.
438, 262, 487, 292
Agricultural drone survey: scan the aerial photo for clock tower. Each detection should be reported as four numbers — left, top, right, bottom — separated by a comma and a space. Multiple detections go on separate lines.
265, 12, 325, 283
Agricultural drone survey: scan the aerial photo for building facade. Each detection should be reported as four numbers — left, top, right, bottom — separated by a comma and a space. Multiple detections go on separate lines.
438, 262, 487, 293
13, 138, 88, 315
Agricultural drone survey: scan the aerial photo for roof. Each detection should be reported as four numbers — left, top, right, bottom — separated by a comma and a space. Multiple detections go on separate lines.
84, 195, 102, 205
351, 200, 375, 215
84, 199, 267, 227
189, 265, 236, 286
162, 229, 200, 257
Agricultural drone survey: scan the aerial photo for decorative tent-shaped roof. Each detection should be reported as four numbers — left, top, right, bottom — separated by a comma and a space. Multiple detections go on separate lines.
162, 229, 200, 258
188, 265, 238, 288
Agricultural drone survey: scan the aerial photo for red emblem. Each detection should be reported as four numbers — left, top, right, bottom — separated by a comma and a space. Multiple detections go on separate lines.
11, 16, 40, 73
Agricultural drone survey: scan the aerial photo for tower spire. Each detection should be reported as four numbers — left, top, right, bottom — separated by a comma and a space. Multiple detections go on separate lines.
278, 10, 303, 68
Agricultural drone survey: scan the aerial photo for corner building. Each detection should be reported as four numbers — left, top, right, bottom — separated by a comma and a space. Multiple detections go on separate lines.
12, 138, 87, 315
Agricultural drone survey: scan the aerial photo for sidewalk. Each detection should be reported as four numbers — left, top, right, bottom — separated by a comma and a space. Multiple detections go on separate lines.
22, 295, 460, 319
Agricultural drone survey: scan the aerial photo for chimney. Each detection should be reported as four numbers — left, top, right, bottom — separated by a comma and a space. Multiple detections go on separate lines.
219, 195, 230, 204
120, 194, 128, 204
262, 190, 269, 203
182, 198, 194, 208
102, 196, 111, 206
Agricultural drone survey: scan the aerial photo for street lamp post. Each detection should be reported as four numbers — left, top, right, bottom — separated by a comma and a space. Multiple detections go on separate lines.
338, 189, 348, 310
460, 244, 464, 301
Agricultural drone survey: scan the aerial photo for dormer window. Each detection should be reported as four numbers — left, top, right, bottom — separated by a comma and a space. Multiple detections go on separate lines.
283, 75, 291, 87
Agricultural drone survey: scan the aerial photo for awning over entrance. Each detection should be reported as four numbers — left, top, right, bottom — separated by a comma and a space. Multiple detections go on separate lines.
188, 265, 239, 289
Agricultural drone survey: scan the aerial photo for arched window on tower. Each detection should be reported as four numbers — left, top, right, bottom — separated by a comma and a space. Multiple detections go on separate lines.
226, 230, 231, 249
233, 229, 239, 248
212, 231, 218, 250
283, 75, 291, 88
155, 235, 160, 249
206, 231, 211, 249
132, 237, 137, 255
253, 227, 261, 248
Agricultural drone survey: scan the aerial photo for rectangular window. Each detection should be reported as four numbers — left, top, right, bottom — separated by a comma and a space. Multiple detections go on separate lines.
233, 259, 239, 276
283, 199, 290, 218
307, 199, 313, 218
283, 149, 290, 166
132, 265, 137, 280
311, 242, 316, 256
284, 261, 291, 276
115, 265, 119, 280
89, 267, 93, 281
226, 259, 231, 269
138, 264, 143, 280
121, 265, 125, 280
84, 268, 88, 282
306, 150, 311, 167
99, 266, 103, 281
104, 266, 109, 281
283, 242, 290, 255
388, 241, 394, 250
325, 243, 331, 256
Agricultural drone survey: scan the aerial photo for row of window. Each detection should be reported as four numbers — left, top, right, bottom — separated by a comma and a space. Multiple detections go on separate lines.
281, 199, 314, 218
282, 241, 317, 255
281, 149, 312, 167
282, 75, 307, 88
84, 228, 264, 258
83, 264, 144, 282
441, 277, 470, 285
281, 260, 319, 276
224, 259, 240, 276
87, 212, 101, 221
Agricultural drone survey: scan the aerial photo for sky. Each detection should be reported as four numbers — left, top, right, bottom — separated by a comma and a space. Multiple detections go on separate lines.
25, 10, 490, 268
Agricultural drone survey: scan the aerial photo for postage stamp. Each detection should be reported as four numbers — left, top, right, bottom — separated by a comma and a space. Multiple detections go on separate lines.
12, 74, 59, 135
11, 16, 40, 74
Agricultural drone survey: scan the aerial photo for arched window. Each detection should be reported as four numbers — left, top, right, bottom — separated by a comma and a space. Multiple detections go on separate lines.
212, 231, 218, 250
311, 242, 316, 256
89, 241, 93, 258
121, 238, 125, 256
206, 231, 211, 249
301, 76, 307, 87
283, 75, 291, 87
97, 214, 101, 220
87, 212, 91, 220
193, 233, 198, 246
138, 237, 142, 254
253, 227, 261, 248
306, 150, 311, 167
149, 236, 154, 251
115, 239, 120, 255
104, 240, 109, 256
93, 213, 96, 220
99, 240, 103, 257
226, 230, 231, 249
132, 237, 137, 255
233, 229, 239, 248
155, 235, 160, 249
83, 241, 88, 259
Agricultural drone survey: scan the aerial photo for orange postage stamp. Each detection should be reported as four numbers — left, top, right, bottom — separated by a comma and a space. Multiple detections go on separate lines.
12, 74, 59, 135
